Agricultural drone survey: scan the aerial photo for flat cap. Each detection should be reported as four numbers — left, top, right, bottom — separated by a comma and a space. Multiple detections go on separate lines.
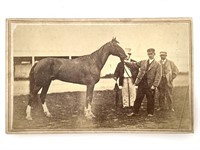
160, 51, 167, 56
147, 48, 155, 53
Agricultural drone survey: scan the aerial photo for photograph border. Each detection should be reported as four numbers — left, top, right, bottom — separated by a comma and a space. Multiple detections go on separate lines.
6, 18, 193, 134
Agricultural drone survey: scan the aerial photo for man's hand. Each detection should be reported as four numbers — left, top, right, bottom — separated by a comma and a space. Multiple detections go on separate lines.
113, 77, 118, 81
151, 85, 156, 90
133, 83, 138, 88
172, 73, 176, 79
124, 59, 129, 63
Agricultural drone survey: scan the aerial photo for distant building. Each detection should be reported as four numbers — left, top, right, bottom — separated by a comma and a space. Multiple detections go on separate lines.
14, 55, 79, 80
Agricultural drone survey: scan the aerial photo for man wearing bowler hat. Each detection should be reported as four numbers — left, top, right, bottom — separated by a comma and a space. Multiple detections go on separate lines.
127, 48, 162, 117
157, 51, 179, 111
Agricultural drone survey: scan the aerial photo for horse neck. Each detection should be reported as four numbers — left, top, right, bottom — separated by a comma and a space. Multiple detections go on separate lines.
92, 44, 111, 70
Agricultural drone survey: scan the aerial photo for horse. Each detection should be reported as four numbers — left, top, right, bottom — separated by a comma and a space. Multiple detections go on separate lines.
26, 38, 127, 120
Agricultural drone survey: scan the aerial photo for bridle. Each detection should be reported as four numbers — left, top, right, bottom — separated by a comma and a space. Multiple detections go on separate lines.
111, 42, 127, 60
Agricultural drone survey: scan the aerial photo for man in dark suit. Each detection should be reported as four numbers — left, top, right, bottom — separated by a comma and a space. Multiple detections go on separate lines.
127, 48, 162, 117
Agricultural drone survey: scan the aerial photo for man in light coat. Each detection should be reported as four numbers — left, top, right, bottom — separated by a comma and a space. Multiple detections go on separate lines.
127, 48, 162, 117
157, 51, 179, 111
114, 52, 139, 108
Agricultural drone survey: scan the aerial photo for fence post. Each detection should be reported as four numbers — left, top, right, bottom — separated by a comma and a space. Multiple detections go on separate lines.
32, 56, 35, 66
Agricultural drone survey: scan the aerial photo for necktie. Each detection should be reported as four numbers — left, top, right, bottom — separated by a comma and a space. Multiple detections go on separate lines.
146, 60, 150, 71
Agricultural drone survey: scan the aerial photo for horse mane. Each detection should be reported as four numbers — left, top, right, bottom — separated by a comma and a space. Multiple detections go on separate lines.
75, 42, 109, 60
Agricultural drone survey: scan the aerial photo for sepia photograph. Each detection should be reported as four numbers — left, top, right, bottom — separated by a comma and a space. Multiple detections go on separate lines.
6, 18, 193, 133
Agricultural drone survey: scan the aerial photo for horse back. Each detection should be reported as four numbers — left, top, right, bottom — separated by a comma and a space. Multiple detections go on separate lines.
33, 57, 100, 85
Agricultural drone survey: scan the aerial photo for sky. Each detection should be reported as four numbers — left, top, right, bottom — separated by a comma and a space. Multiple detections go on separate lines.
12, 21, 191, 76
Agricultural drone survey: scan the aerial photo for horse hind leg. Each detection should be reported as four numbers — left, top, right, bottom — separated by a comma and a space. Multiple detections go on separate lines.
40, 81, 52, 118
26, 85, 41, 120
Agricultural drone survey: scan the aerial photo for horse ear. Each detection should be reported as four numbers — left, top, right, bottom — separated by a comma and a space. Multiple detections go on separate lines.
115, 38, 119, 44
112, 37, 119, 44
112, 37, 115, 42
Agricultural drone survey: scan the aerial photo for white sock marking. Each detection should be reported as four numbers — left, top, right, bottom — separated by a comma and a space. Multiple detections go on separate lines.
88, 104, 92, 112
42, 102, 49, 113
26, 105, 31, 115
42, 102, 52, 117
84, 104, 95, 118
26, 105, 32, 120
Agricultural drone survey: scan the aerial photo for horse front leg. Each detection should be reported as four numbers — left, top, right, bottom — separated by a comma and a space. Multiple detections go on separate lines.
84, 84, 95, 119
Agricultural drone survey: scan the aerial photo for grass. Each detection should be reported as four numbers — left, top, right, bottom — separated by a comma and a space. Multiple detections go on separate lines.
11, 86, 192, 132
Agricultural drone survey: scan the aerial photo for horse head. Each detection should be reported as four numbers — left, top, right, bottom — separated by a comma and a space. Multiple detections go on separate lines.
109, 37, 127, 61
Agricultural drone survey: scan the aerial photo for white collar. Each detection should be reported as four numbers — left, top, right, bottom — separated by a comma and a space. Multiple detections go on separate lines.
148, 59, 154, 64
161, 59, 166, 64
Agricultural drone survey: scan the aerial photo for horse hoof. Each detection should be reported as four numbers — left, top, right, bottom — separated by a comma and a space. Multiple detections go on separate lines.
85, 115, 93, 119
26, 116, 33, 121
90, 113, 96, 118
85, 113, 95, 119
45, 112, 53, 118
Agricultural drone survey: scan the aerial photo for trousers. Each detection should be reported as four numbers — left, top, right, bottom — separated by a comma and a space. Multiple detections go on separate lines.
133, 77, 155, 114
158, 77, 174, 109
122, 78, 136, 107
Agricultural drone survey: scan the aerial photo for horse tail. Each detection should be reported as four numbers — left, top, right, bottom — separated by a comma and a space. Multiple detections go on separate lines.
29, 63, 37, 94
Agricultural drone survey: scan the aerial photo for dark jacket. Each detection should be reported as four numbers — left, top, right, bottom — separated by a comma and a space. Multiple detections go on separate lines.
114, 61, 139, 86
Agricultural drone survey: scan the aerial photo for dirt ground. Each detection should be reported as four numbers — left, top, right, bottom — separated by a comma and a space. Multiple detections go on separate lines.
12, 86, 192, 132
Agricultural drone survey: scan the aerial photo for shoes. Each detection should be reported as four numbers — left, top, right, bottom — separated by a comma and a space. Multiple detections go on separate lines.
147, 114, 153, 117
156, 107, 166, 111
170, 108, 175, 112
127, 112, 153, 117
127, 112, 139, 117
156, 107, 162, 111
